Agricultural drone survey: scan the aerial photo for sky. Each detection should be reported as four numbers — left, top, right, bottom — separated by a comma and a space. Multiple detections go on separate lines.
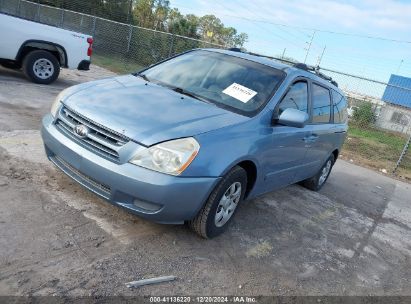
169, 0, 411, 96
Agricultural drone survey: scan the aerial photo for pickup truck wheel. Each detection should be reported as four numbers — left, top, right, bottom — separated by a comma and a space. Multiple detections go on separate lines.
301, 154, 335, 191
189, 166, 247, 239
23, 50, 60, 84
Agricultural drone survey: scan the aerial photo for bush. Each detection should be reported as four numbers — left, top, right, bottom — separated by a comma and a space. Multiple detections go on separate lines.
352, 102, 376, 127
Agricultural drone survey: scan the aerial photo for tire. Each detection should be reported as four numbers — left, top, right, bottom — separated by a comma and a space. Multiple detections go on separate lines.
189, 166, 247, 239
22, 50, 60, 84
301, 154, 335, 191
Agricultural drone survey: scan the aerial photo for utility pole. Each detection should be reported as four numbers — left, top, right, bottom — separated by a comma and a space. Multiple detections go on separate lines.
304, 30, 316, 64
317, 45, 326, 66
281, 48, 286, 59
396, 59, 404, 74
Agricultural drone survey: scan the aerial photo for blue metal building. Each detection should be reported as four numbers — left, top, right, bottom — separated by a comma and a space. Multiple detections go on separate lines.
382, 74, 411, 109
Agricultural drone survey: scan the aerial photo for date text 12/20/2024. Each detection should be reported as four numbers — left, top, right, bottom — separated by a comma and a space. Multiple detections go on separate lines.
149, 296, 257, 303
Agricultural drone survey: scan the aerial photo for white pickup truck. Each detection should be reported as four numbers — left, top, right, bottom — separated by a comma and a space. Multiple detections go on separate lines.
0, 13, 93, 84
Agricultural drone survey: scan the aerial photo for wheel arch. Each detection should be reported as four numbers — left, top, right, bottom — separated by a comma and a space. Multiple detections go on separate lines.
221, 158, 259, 199
16, 40, 68, 68
332, 148, 339, 161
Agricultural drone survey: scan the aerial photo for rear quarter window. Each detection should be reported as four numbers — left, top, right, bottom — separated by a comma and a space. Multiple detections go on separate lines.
332, 90, 348, 124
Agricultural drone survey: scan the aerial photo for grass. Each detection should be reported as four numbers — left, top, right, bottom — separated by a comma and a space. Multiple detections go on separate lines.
342, 123, 411, 181
92, 54, 144, 74
347, 125, 406, 151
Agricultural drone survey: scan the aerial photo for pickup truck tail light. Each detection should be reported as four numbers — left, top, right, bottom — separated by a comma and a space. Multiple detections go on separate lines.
87, 37, 93, 57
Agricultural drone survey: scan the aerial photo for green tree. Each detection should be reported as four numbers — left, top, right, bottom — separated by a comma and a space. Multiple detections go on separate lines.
152, 0, 170, 31
38, 0, 248, 47
232, 32, 248, 48
198, 15, 224, 43
168, 10, 199, 38
352, 102, 376, 127
132, 0, 170, 29
133, 0, 155, 28
197, 15, 247, 47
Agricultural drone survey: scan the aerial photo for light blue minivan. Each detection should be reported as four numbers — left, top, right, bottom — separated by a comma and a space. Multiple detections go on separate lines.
41, 49, 348, 238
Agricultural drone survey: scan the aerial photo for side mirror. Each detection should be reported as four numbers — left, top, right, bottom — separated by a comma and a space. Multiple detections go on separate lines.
277, 108, 309, 128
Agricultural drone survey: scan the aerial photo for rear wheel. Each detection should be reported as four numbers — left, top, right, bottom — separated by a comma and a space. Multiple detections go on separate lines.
189, 166, 247, 239
301, 154, 335, 191
23, 50, 60, 84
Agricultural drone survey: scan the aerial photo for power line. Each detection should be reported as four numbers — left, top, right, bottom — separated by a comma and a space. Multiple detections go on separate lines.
212, 1, 308, 51
176, 2, 310, 51
137, 1, 411, 45
218, 14, 411, 44
170, 1, 411, 77
230, 1, 321, 48
213, 1, 324, 54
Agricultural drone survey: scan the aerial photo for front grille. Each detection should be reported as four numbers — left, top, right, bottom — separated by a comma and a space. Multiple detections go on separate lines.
52, 155, 111, 195
55, 106, 129, 161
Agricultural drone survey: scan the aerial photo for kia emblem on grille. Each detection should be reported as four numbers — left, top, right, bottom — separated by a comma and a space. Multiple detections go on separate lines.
74, 124, 89, 138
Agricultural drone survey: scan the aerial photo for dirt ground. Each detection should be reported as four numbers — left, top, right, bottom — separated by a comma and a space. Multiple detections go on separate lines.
0, 66, 410, 297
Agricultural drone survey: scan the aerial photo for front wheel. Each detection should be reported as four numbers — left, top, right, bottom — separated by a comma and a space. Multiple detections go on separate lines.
22, 50, 60, 84
189, 166, 247, 239
301, 154, 335, 191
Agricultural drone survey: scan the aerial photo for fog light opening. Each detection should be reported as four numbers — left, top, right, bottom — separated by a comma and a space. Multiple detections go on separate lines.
133, 199, 162, 212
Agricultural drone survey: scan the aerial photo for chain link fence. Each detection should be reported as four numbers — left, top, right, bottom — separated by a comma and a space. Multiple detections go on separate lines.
1, 0, 410, 182
318, 68, 411, 181
267, 57, 411, 182
262, 55, 411, 182
0, 0, 222, 73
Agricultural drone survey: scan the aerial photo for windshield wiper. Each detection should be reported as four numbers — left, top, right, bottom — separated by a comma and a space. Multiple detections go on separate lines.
171, 87, 213, 104
172, 87, 198, 99
136, 73, 150, 82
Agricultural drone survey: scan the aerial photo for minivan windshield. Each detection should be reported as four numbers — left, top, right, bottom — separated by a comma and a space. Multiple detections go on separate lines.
140, 50, 285, 116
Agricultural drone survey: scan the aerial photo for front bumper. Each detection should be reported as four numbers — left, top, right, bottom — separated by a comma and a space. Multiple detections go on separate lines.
41, 114, 219, 224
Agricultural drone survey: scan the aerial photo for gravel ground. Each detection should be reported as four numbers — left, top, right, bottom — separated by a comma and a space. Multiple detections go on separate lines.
0, 65, 410, 296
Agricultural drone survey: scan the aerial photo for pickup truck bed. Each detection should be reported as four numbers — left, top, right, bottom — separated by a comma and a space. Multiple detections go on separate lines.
0, 13, 93, 84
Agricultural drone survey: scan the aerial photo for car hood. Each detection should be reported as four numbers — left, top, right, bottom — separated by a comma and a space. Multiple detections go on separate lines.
62, 75, 248, 146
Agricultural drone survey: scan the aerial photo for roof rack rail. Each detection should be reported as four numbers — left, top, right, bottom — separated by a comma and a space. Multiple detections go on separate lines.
226, 48, 338, 87
227, 47, 242, 52
291, 62, 338, 87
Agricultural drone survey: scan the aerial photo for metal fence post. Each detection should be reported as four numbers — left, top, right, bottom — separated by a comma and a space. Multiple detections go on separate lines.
126, 0, 133, 25
123, 24, 134, 71
168, 34, 174, 57
127, 25, 133, 53
17, 0, 21, 15
36, 0, 40, 22
92, 16, 97, 37
60, 8, 65, 27
393, 129, 411, 175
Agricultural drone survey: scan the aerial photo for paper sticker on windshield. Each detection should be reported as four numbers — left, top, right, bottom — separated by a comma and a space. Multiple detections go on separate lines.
222, 83, 257, 103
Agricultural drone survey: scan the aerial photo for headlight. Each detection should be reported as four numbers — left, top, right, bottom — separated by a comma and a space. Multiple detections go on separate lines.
51, 89, 68, 117
129, 137, 200, 175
